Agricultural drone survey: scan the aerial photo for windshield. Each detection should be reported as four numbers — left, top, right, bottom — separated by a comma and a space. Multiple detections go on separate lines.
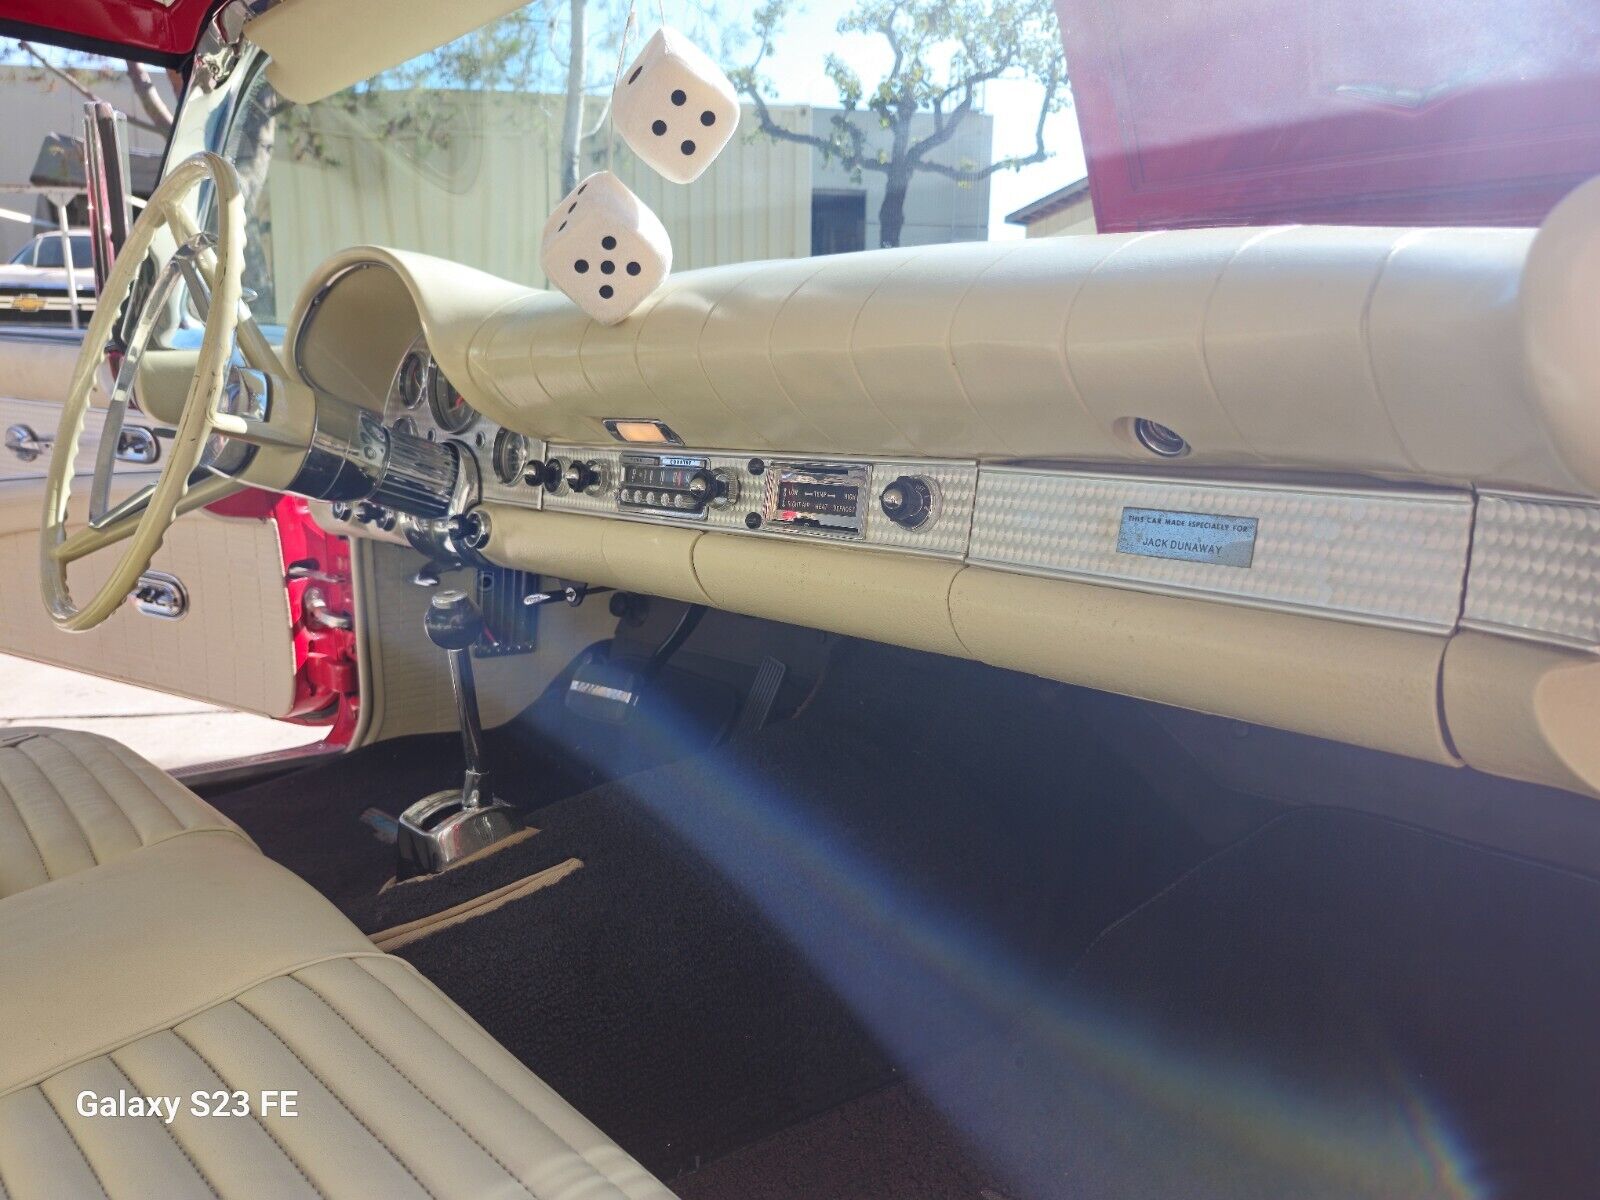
227, 0, 1079, 322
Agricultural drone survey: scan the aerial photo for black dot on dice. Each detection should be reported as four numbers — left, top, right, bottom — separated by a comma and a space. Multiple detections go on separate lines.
671, 89, 686, 105
568, 202, 577, 212
626, 261, 641, 276
701, 110, 716, 126
599, 285, 614, 299
602, 235, 617, 250
601, 260, 615, 274
558, 221, 567, 232
680, 140, 696, 155
578, 182, 588, 193
627, 66, 642, 84
574, 259, 588, 273
652, 119, 667, 136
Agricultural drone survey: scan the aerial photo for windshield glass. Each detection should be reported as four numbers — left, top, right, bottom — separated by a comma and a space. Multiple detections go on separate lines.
227, 0, 1079, 322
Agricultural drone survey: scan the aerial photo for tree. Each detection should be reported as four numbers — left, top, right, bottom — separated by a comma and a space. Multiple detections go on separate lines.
733, 0, 1068, 248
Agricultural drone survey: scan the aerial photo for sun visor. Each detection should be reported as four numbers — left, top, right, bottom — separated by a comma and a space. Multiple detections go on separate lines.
244, 0, 530, 104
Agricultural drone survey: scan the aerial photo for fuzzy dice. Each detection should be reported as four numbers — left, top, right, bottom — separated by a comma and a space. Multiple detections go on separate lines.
613, 27, 741, 184
539, 171, 672, 325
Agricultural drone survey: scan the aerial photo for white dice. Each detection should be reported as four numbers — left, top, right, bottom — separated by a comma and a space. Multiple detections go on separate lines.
612, 26, 740, 184
539, 171, 672, 325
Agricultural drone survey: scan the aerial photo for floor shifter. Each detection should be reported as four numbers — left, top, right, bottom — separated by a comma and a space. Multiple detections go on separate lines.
395, 589, 521, 877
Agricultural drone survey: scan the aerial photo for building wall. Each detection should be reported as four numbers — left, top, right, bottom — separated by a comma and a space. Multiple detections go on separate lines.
809, 107, 994, 249
263, 95, 812, 317
0, 65, 174, 264
1023, 193, 1097, 236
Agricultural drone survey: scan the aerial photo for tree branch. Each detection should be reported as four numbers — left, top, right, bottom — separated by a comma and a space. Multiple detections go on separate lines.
17, 43, 165, 135
915, 66, 1060, 181
125, 61, 173, 132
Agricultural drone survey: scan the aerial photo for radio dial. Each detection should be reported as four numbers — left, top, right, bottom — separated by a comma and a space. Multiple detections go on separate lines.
880, 475, 937, 529
685, 468, 736, 510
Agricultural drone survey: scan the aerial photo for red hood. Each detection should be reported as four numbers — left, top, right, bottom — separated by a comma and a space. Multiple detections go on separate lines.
0, 0, 218, 62
1055, 0, 1600, 231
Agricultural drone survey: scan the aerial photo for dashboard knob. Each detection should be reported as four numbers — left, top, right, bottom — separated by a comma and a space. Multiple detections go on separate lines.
564, 459, 601, 493
525, 459, 561, 490
880, 475, 937, 529
355, 501, 396, 531
684, 469, 724, 509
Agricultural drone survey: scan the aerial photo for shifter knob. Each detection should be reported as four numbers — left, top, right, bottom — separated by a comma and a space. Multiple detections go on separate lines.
425, 588, 483, 651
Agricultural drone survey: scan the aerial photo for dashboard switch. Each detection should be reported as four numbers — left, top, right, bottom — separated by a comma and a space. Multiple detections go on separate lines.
880, 475, 938, 530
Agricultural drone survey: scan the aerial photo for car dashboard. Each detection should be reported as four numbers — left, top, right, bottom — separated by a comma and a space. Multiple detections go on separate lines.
281, 216, 1600, 802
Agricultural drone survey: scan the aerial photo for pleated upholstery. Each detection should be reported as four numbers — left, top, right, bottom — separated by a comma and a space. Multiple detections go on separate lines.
0, 728, 251, 898
0, 956, 674, 1200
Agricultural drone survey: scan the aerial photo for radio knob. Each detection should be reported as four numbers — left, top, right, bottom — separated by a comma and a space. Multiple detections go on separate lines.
880, 475, 936, 529
565, 459, 601, 493
685, 469, 724, 509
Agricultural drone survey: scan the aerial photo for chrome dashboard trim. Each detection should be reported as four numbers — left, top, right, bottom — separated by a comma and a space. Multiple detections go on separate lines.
540, 445, 978, 559
967, 468, 1475, 634
1463, 492, 1600, 651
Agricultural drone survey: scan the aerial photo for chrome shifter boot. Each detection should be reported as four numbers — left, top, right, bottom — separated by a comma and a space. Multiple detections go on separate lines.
396, 589, 520, 878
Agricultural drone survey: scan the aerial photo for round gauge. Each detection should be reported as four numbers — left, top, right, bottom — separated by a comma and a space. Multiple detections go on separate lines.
491, 428, 529, 485
429, 366, 476, 435
392, 416, 418, 438
395, 350, 428, 410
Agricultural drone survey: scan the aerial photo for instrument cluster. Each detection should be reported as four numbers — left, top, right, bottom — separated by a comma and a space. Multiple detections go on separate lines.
388, 340, 480, 442
383, 335, 537, 497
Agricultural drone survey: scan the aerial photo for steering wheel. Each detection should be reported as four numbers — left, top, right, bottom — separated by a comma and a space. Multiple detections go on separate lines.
41, 152, 271, 631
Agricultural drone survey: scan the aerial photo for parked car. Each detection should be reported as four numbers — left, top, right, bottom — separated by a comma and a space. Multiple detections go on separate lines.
0, 229, 95, 325
1, 1, 1599, 1198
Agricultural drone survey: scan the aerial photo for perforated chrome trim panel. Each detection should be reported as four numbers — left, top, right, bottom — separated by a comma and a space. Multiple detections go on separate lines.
542, 445, 978, 558
968, 468, 1474, 632
1464, 493, 1600, 650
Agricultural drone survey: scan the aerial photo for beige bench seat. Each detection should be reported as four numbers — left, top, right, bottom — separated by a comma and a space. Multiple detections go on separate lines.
0, 733, 673, 1199
0, 728, 250, 899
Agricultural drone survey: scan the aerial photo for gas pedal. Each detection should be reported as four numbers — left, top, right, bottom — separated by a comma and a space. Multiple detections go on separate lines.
735, 655, 787, 735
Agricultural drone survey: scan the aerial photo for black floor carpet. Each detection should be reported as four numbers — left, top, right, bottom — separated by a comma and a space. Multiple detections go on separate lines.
210, 608, 827, 928
212, 618, 1600, 1197
391, 641, 1218, 1179
673, 1081, 1006, 1200
888, 805, 1600, 1200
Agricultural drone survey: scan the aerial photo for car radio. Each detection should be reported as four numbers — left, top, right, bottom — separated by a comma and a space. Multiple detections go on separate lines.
760, 461, 871, 538
617, 453, 734, 518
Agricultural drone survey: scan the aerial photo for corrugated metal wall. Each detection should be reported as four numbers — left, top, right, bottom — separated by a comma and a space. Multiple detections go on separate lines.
266, 92, 811, 303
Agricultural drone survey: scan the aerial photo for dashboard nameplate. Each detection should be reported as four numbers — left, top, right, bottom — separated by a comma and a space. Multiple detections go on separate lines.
1117, 508, 1258, 568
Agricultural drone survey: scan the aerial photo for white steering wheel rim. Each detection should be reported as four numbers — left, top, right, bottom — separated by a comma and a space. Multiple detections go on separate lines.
40, 152, 246, 632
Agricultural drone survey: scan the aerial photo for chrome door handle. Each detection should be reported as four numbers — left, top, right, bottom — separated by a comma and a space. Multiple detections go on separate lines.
302, 586, 353, 630
5, 424, 53, 462
129, 571, 188, 619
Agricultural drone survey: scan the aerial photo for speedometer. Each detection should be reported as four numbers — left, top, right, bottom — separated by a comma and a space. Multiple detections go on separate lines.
429, 366, 476, 435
